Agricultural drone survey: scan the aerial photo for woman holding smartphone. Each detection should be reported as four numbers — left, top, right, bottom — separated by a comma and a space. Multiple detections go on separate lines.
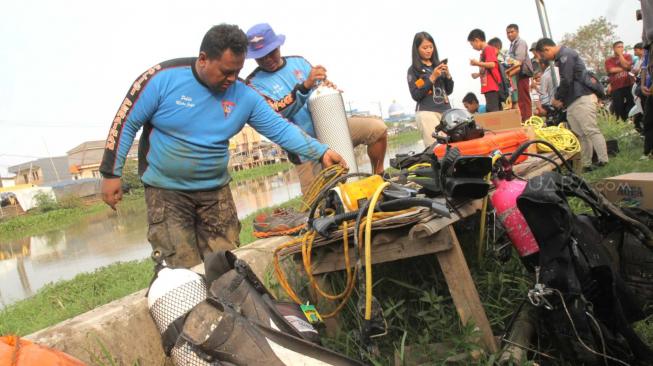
407, 31, 454, 146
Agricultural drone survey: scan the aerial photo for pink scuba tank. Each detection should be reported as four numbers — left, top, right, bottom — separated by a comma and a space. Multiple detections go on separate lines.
490, 178, 540, 258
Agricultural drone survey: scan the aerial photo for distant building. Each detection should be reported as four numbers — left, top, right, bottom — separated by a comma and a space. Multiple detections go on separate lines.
0, 175, 16, 188
346, 108, 372, 117
8, 157, 71, 185
228, 125, 287, 170
385, 100, 413, 122
229, 125, 262, 154
67, 140, 138, 180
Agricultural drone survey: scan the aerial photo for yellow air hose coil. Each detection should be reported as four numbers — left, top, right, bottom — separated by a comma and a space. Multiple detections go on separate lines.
273, 168, 413, 318
522, 116, 580, 154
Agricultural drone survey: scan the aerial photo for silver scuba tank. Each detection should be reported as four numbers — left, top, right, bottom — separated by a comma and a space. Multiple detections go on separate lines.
147, 267, 216, 365
308, 86, 359, 173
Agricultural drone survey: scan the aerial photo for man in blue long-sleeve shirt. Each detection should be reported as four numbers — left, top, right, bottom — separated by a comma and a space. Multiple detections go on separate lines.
99, 24, 345, 268
536, 38, 608, 171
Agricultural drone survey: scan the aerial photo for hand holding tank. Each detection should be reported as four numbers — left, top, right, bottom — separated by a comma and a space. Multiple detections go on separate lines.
308, 86, 359, 173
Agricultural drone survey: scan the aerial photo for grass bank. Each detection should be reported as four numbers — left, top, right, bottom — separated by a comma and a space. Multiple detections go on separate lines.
0, 194, 143, 243
230, 161, 293, 183
388, 129, 421, 146
0, 260, 153, 336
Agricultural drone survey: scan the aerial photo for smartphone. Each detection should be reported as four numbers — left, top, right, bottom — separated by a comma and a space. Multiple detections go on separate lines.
441, 58, 448, 65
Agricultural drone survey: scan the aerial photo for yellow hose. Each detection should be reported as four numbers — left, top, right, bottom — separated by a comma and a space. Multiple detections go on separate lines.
522, 116, 580, 154
300, 165, 348, 212
273, 209, 413, 318
272, 164, 417, 319
364, 182, 390, 320
406, 163, 431, 171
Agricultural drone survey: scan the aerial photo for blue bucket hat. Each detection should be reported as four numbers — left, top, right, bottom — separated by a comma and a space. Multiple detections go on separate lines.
246, 23, 286, 59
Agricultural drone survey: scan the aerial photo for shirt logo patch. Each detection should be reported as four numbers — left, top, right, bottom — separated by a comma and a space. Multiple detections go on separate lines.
293, 69, 305, 82
175, 95, 195, 108
222, 100, 236, 118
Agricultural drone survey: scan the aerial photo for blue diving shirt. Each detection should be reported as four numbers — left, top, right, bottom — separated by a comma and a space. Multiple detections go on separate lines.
246, 56, 316, 137
100, 57, 327, 191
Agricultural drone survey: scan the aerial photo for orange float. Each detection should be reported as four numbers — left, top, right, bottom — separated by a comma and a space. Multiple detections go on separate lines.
0, 335, 86, 366
433, 129, 530, 164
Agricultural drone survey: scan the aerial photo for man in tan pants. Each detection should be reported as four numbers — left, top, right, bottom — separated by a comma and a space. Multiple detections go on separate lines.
536, 38, 608, 170
566, 95, 609, 168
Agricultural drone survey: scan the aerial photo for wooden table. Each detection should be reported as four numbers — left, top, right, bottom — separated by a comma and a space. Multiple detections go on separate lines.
305, 153, 574, 354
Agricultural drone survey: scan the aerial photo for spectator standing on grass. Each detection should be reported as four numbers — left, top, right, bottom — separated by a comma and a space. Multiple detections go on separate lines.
468, 29, 502, 112
536, 38, 609, 171
530, 42, 542, 76
633, 42, 645, 77
507, 24, 534, 121
605, 41, 635, 121
406, 31, 454, 146
638, 0, 653, 158
536, 58, 560, 117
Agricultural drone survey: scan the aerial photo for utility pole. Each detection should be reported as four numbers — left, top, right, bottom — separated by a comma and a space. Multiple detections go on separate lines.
42, 137, 61, 182
535, 0, 558, 87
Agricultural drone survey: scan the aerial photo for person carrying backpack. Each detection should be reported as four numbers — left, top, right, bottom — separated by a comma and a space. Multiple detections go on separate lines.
468, 29, 503, 112
536, 38, 609, 171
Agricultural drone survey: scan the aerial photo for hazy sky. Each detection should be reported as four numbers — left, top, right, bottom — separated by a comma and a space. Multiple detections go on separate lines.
0, 0, 642, 175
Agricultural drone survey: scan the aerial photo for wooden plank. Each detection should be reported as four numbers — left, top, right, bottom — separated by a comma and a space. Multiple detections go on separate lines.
311, 227, 452, 275
436, 226, 499, 353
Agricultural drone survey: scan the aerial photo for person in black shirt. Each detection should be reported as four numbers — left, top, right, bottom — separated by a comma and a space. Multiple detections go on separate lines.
407, 31, 454, 146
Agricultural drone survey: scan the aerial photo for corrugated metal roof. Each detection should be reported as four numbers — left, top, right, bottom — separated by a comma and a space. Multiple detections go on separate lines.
8, 156, 72, 184
67, 139, 139, 167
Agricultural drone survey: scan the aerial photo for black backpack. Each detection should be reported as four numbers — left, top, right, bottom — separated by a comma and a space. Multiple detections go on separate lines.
581, 69, 606, 99
517, 172, 653, 364
489, 62, 512, 103
481, 51, 511, 103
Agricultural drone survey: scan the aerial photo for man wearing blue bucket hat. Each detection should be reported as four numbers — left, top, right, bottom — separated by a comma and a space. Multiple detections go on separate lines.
245, 23, 388, 194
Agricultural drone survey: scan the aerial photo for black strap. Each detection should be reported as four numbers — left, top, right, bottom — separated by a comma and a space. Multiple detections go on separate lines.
204, 251, 236, 286
161, 314, 188, 356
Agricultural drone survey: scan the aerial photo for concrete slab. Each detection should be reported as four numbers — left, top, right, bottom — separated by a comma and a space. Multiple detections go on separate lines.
25, 236, 292, 365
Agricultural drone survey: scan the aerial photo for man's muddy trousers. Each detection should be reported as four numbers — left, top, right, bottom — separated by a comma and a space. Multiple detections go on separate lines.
144, 185, 241, 268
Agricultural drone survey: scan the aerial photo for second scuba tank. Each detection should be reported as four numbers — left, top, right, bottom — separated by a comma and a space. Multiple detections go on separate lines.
308, 86, 359, 173
491, 178, 539, 264
147, 267, 214, 365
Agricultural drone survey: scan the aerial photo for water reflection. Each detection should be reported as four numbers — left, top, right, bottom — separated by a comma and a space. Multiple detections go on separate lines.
0, 139, 424, 306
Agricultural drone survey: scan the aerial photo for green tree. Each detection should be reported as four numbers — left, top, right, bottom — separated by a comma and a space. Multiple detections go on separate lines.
560, 17, 618, 78
121, 158, 143, 192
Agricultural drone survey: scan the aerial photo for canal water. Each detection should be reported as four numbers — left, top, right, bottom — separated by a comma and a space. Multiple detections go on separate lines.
0, 139, 424, 307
